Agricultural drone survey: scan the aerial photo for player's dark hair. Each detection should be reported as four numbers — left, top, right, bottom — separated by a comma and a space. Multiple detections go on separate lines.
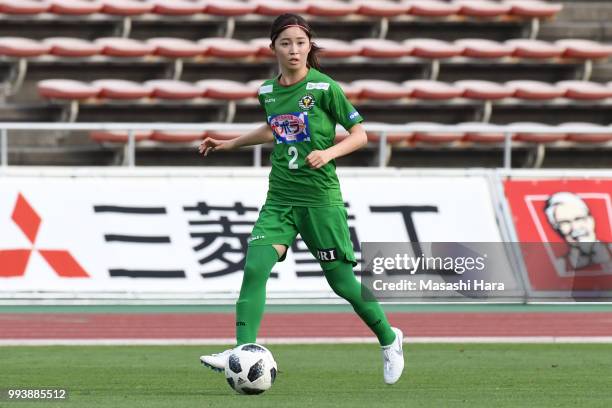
270, 13, 322, 71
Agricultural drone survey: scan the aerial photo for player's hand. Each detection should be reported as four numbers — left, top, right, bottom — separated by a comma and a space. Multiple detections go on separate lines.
305, 150, 332, 169
198, 138, 231, 156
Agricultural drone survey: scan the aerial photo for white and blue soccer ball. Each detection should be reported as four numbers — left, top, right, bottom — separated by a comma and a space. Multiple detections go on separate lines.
224, 343, 277, 395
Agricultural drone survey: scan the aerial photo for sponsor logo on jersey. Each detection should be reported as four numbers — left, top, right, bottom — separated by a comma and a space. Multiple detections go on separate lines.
306, 82, 330, 91
269, 112, 310, 144
298, 93, 315, 111
264, 97, 275, 104
259, 84, 273, 95
348, 111, 360, 121
317, 248, 338, 262
248, 235, 265, 243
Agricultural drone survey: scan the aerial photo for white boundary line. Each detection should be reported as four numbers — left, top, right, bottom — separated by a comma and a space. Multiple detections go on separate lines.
1, 336, 612, 346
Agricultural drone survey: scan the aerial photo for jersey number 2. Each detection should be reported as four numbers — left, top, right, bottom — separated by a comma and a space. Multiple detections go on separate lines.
288, 146, 299, 169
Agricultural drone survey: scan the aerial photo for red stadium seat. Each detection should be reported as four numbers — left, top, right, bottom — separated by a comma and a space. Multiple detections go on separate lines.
0, 37, 50, 57
95, 37, 155, 57
509, 122, 566, 143
560, 122, 612, 143
316, 38, 362, 58
505, 39, 564, 59
306, 0, 359, 17
90, 130, 152, 143
144, 80, 203, 100
402, 80, 463, 100
204, 0, 255, 16
38, 79, 100, 100
150, 130, 206, 143
249, 38, 274, 58
405, 0, 460, 17
350, 80, 412, 100
196, 79, 257, 100
352, 0, 410, 17
455, 39, 514, 58
150, 0, 204, 16
147, 38, 207, 58
502, 0, 562, 18
454, 80, 514, 100
411, 122, 464, 143
555, 39, 612, 60
459, 122, 507, 143
251, 0, 308, 16
91, 79, 153, 99
43, 37, 102, 57
0, 0, 50, 14
454, 0, 511, 18
101, 0, 153, 15
365, 122, 413, 145
198, 38, 258, 59
556, 80, 612, 100
505, 80, 564, 100
49, 0, 102, 15
337, 81, 361, 99
404, 39, 463, 59
353, 39, 411, 58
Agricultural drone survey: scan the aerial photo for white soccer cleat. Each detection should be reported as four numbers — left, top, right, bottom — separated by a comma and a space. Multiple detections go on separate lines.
200, 348, 233, 373
381, 327, 404, 385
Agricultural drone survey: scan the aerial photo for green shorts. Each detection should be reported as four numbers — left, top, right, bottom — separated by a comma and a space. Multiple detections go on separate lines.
248, 204, 357, 271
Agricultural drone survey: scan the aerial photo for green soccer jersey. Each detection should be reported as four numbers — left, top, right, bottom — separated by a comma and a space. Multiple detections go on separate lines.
257, 68, 364, 207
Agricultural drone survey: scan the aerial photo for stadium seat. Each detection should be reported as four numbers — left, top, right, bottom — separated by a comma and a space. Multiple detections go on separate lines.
405, 0, 460, 17
0, 0, 50, 14
150, 130, 206, 143
455, 39, 514, 58
94, 37, 155, 57
402, 80, 463, 100
555, 39, 612, 60
249, 38, 274, 58
38, 79, 100, 100
43, 38, 102, 57
306, 0, 359, 17
198, 38, 258, 59
556, 80, 612, 100
205, 0, 256, 16
143, 80, 203, 100
316, 39, 362, 58
92, 79, 153, 100
90, 130, 153, 143
454, 0, 511, 18
454, 80, 514, 100
459, 122, 507, 143
502, 0, 563, 18
49, 0, 103, 15
353, 39, 411, 58
411, 122, 464, 143
0, 37, 50, 57
337, 81, 361, 99
150, 0, 205, 16
196, 79, 257, 100
352, 0, 410, 17
251, 0, 308, 16
508, 122, 566, 143
505, 39, 564, 59
147, 38, 206, 58
365, 122, 414, 145
350, 80, 412, 100
404, 39, 464, 59
101, 0, 153, 15
560, 122, 612, 143
505, 80, 564, 100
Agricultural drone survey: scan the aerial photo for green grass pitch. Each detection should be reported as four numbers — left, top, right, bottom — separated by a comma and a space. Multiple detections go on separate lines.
1, 344, 611, 408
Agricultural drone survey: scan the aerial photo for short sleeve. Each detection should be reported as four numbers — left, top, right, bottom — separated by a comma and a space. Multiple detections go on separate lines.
326, 82, 363, 130
257, 83, 273, 123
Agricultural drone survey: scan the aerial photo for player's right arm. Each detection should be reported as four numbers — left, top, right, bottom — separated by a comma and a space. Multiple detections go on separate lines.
198, 124, 274, 156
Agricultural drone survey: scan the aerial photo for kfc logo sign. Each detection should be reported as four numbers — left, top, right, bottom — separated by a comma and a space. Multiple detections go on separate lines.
0, 193, 89, 278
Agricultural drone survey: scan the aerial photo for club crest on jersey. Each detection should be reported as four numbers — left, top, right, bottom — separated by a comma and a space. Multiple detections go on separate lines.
269, 112, 310, 144
298, 94, 315, 111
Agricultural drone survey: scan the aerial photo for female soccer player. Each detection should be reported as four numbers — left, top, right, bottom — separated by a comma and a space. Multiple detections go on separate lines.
198, 13, 404, 384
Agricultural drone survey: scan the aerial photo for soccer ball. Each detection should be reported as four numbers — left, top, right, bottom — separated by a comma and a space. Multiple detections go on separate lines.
224, 343, 277, 395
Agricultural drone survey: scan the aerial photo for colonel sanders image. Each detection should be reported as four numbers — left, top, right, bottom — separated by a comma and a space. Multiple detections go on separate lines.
544, 192, 612, 272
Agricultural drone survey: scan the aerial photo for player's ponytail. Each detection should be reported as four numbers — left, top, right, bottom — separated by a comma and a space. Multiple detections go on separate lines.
270, 13, 322, 71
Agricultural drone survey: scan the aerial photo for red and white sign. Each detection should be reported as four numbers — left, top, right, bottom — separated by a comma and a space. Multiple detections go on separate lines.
504, 179, 612, 293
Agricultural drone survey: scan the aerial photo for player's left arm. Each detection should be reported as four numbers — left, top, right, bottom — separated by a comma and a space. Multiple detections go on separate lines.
305, 123, 367, 169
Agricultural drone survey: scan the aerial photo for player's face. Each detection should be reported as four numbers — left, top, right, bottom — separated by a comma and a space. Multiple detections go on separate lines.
272, 27, 311, 72
554, 203, 596, 243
